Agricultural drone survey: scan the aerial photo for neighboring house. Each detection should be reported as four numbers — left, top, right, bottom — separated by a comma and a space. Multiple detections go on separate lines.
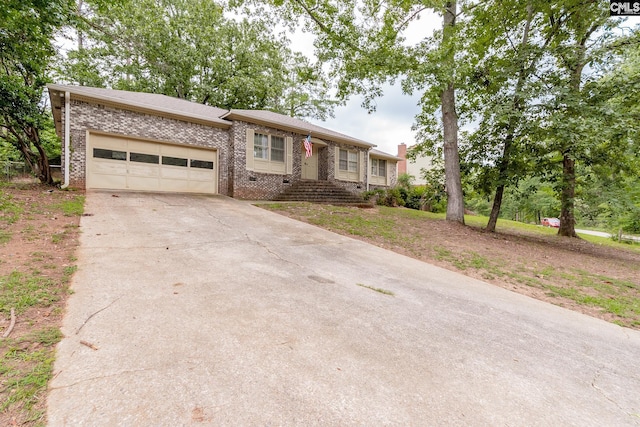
47, 84, 398, 199
397, 143, 433, 185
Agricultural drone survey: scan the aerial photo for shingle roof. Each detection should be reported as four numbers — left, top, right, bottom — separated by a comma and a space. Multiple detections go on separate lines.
370, 149, 402, 161
223, 109, 375, 148
47, 85, 396, 154
47, 84, 231, 127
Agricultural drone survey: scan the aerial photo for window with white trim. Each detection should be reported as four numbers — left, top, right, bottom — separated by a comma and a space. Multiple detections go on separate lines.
339, 149, 358, 172
253, 133, 269, 160
271, 136, 285, 162
254, 133, 285, 163
336, 148, 360, 182
371, 159, 386, 177
246, 129, 293, 175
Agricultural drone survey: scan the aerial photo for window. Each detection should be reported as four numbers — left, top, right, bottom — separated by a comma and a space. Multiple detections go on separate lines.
94, 148, 126, 161
371, 159, 386, 177
254, 133, 269, 160
339, 149, 359, 172
339, 149, 348, 171
348, 151, 358, 172
336, 148, 361, 182
190, 159, 214, 170
130, 152, 159, 164
255, 133, 284, 163
246, 129, 292, 175
271, 136, 285, 162
162, 156, 188, 167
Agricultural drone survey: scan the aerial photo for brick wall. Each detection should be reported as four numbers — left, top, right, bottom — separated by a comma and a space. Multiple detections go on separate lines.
61, 98, 391, 199
230, 121, 372, 200
62, 100, 231, 194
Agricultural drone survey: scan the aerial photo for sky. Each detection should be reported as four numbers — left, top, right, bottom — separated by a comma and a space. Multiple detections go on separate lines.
286, 12, 441, 156
309, 84, 422, 156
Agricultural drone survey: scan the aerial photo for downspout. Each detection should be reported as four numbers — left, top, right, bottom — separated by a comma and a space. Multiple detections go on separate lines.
62, 91, 70, 189
366, 150, 370, 191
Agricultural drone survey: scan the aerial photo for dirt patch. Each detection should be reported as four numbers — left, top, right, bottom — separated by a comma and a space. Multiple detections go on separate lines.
0, 182, 83, 426
262, 203, 640, 329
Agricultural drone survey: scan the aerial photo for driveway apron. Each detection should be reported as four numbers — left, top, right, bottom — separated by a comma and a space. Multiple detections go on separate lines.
48, 192, 640, 426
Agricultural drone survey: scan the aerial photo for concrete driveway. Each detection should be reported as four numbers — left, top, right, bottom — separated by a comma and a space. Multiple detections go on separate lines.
48, 192, 640, 426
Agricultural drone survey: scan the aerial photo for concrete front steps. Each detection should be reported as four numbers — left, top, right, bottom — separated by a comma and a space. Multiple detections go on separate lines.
273, 180, 372, 206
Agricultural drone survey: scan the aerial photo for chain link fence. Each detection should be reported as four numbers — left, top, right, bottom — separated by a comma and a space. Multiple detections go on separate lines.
1, 161, 30, 181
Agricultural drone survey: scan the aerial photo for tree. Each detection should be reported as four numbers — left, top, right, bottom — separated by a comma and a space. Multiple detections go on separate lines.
0, 0, 74, 184
458, 1, 636, 236
537, 1, 633, 237
460, 0, 542, 232
440, 1, 465, 223
58, 0, 339, 119
259, 0, 467, 223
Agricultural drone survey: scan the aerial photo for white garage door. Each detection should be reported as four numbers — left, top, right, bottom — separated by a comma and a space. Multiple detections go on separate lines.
87, 133, 217, 194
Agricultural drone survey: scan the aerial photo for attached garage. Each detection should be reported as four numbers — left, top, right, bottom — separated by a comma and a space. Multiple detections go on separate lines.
87, 133, 218, 194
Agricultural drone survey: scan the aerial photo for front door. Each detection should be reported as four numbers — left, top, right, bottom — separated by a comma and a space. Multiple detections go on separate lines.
301, 145, 318, 180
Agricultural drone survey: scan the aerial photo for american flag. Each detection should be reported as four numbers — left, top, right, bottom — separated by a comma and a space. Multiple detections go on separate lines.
304, 134, 312, 158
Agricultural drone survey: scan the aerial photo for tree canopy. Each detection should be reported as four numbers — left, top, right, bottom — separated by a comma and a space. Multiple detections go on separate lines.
58, 0, 340, 119
0, 0, 75, 184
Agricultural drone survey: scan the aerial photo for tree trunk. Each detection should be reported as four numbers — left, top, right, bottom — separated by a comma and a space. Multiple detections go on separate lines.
558, 154, 577, 237
486, 183, 505, 232
442, 0, 465, 224
557, 30, 591, 237
34, 139, 54, 185
16, 126, 54, 185
485, 4, 533, 233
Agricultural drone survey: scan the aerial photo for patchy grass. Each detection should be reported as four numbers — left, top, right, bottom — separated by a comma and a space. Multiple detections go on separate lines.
0, 272, 62, 315
258, 202, 640, 329
579, 233, 640, 252
0, 229, 11, 244
0, 183, 83, 426
0, 328, 62, 423
0, 193, 23, 224
52, 195, 85, 217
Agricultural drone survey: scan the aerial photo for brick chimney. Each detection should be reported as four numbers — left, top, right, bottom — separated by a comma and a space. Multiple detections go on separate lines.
397, 143, 407, 175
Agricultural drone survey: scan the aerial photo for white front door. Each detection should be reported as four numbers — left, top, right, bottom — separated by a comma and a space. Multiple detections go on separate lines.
301, 145, 318, 180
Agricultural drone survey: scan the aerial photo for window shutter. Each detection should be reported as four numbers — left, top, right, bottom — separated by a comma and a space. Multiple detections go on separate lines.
285, 137, 293, 174
245, 128, 254, 171
359, 151, 365, 182
386, 161, 392, 186
334, 146, 340, 178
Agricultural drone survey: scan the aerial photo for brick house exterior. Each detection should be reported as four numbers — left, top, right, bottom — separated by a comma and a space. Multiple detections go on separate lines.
49, 84, 399, 199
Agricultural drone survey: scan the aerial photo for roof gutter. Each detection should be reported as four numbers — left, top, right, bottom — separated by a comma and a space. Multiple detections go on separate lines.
62, 91, 70, 189
47, 84, 231, 129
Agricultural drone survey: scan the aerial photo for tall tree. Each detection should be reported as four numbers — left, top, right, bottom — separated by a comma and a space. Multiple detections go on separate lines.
0, 0, 74, 184
262, 0, 467, 223
459, 1, 635, 236
58, 0, 339, 119
440, 1, 465, 223
541, 1, 628, 237
462, 1, 539, 232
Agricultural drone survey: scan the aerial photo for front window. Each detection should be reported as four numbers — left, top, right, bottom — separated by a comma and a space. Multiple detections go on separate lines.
339, 149, 348, 170
339, 149, 358, 171
371, 159, 386, 177
254, 133, 269, 160
255, 133, 284, 163
270, 136, 285, 162
348, 151, 358, 172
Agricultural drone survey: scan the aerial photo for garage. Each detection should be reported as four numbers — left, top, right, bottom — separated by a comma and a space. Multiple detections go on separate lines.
87, 133, 218, 194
